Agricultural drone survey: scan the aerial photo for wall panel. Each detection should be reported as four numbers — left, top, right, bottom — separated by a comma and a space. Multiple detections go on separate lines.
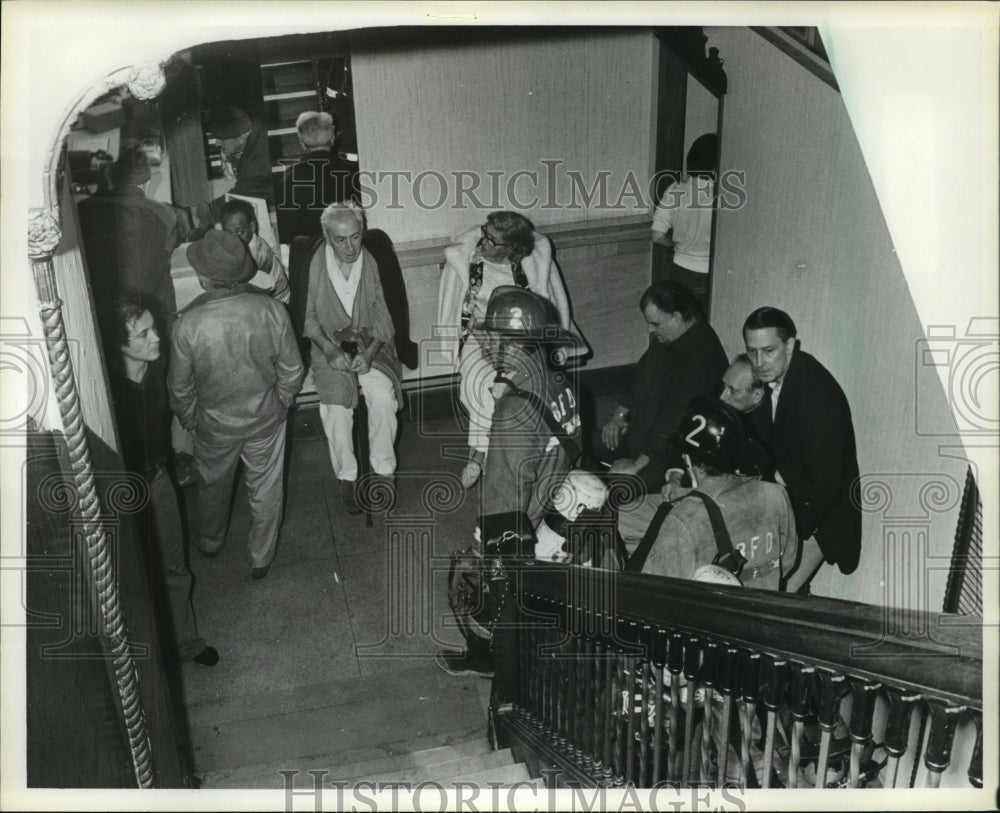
351, 29, 658, 243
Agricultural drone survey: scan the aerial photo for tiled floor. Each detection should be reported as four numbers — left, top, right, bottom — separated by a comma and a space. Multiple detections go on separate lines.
174, 416, 495, 784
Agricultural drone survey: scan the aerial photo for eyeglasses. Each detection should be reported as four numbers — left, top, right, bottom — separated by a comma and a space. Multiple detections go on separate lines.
480, 225, 506, 248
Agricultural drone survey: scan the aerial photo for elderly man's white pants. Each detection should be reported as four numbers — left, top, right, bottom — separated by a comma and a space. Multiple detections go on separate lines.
319, 369, 398, 480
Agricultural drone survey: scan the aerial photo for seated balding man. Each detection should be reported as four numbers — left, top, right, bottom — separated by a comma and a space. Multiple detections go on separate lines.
743, 306, 861, 592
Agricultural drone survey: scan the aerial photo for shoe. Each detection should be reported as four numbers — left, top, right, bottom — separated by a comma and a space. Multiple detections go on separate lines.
460, 460, 482, 489
340, 480, 362, 515
435, 648, 494, 678
194, 544, 219, 559
251, 565, 270, 580
192, 646, 219, 666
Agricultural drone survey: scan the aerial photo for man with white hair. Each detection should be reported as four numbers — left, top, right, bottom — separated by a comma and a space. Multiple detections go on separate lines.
277, 110, 358, 242
304, 203, 401, 514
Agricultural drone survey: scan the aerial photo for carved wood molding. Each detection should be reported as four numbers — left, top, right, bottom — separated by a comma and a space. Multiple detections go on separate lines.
752, 26, 840, 91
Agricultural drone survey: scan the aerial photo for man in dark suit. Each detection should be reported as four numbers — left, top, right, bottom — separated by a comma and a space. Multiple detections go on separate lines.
276, 110, 357, 243
743, 307, 861, 591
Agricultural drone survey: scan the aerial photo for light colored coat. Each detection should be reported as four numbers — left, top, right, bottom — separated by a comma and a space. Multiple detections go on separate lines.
435, 227, 575, 371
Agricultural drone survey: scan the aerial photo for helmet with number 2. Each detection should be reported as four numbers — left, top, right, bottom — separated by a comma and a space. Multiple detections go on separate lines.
480, 285, 581, 364
481, 286, 559, 338
671, 396, 746, 472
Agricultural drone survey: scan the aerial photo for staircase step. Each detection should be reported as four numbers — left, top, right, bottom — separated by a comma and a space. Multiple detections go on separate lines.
448, 762, 536, 786
330, 739, 493, 782
200, 728, 488, 788
189, 667, 488, 773
360, 748, 516, 785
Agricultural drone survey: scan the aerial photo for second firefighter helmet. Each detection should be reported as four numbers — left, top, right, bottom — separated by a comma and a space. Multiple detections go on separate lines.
670, 396, 746, 472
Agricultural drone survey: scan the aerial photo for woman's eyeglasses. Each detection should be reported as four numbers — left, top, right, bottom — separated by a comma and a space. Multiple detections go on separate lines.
480, 225, 506, 248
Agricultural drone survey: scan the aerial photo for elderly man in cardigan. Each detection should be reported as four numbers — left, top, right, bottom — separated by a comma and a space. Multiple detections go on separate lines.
437, 210, 578, 489
305, 203, 402, 514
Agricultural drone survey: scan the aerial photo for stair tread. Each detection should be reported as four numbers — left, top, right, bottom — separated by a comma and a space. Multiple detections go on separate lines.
199, 728, 489, 789
331, 740, 495, 782
448, 762, 535, 785
191, 674, 488, 773
358, 748, 516, 784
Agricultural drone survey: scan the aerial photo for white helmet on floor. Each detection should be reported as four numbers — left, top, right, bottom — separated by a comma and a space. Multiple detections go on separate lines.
551, 469, 608, 521
692, 563, 742, 586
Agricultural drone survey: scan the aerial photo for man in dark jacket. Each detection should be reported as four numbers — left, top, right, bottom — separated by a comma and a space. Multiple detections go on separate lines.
597, 281, 728, 492
77, 146, 186, 350
743, 306, 862, 590
276, 110, 357, 242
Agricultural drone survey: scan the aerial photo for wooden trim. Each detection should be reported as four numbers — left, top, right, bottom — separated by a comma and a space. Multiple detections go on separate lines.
751, 27, 840, 91
391, 214, 653, 270
516, 565, 982, 709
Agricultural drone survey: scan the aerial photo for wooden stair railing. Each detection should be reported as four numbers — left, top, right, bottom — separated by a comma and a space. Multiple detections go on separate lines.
488, 563, 983, 790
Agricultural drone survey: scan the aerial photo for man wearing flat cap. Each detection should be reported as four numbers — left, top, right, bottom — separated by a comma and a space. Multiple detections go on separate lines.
168, 230, 304, 580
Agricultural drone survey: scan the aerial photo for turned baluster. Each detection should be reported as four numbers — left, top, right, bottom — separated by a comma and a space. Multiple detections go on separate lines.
650, 628, 669, 786
715, 646, 740, 787
813, 669, 846, 788
922, 700, 965, 788
847, 679, 881, 788
786, 663, 815, 789
680, 635, 701, 787
698, 641, 719, 785
666, 631, 684, 782
883, 688, 921, 788
758, 655, 787, 789
738, 651, 761, 787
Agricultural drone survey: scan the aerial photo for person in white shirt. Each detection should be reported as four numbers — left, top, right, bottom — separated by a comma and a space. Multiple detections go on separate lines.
651, 133, 717, 313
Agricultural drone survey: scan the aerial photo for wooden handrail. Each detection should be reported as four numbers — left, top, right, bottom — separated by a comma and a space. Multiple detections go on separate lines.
512, 564, 982, 709
490, 559, 983, 790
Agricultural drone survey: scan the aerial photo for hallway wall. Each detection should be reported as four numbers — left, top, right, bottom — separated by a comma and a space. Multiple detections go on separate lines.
704, 27, 969, 608
351, 29, 658, 243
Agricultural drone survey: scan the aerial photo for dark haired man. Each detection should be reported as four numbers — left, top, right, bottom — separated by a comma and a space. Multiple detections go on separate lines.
742, 306, 861, 590
597, 280, 727, 492
168, 230, 304, 580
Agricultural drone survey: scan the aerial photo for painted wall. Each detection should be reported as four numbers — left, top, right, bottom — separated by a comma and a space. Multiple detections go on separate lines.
684, 74, 718, 169
704, 27, 970, 609
351, 29, 658, 243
